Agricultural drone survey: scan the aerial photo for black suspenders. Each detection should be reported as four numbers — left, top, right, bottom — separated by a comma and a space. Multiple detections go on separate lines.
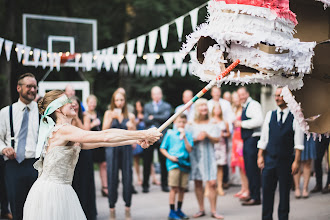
9, 105, 15, 148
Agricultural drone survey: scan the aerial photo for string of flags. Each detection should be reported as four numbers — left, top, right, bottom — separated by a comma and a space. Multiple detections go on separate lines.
0, 1, 207, 76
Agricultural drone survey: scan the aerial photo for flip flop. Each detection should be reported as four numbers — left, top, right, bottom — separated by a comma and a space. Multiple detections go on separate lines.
211, 213, 224, 219
193, 211, 206, 218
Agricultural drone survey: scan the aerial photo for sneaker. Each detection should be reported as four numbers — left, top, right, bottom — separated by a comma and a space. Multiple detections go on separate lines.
168, 210, 182, 220
176, 209, 189, 219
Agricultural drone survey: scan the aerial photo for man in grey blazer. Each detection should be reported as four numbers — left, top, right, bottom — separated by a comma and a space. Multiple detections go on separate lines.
143, 86, 172, 193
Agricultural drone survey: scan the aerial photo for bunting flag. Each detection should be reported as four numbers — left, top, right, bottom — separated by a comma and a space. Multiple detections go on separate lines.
163, 52, 174, 77
181, 63, 188, 77
41, 50, 48, 69
0, 38, 3, 56
174, 52, 183, 69
107, 47, 114, 56
16, 43, 24, 63
4, 40, 13, 61
189, 8, 199, 30
175, 16, 184, 42
49, 53, 54, 71
140, 64, 147, 77
54, 53, 61, 71
146, 53, 157, 72
135, 64, 141, 75
117, 43, 125, 56
82, 52, 93, 71
23, 46, 31, 63
33, 48, 41, 67
137, 35, 146, 57
127, 39, 136, 54
160, 24, 169, 49
111, 54, 122, 72
95, 51, 104, 71
148, 30, 158, 53
104, 53, 112, 71
126, 54, 137, 73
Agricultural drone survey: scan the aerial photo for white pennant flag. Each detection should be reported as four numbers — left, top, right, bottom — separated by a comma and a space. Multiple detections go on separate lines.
23, 46, 31, 63
107, 47, 114, 56
104, 54, 112, 71
4, 40, 13, 61
160, 24, 169, 49
146, 53, 157, 72
16, 44, 24, 63
54, 53, 61, 71
111, 54, 122, 72
41, 50, 48, 69
140, 64, 147, 77
188, 63, 194, 75
95, 51, 104, 71
126, 54, 137, 73
0, 38, 3, 56
82, 52, 93, 71
127, 39, 136, 54
163, 52, 174, 77
117, 43, 125, 56
75, 54, 81, 71
180, 63, 188, 77
148, 30, 158, 53
175, 16, 184, 42
33, 48, 41, 67
189, 8, 199, 30
137, 35, 146, 57
174, 52, 183, 69
135, 64, 141, 75
101, 48, 107, 56
49, 53, 54, 71
160, 64, 167, 77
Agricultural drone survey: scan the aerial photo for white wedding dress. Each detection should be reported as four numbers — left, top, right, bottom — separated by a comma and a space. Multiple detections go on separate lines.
23, 124, 87, 220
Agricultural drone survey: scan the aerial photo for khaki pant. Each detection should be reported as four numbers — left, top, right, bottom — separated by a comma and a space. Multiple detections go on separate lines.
168, 168, 189, 188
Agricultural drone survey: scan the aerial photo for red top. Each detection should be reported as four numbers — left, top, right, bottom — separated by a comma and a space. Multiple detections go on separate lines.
214, 0, 297, 25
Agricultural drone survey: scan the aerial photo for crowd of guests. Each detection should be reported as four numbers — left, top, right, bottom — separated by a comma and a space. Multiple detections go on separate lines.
0, 72, 329, 220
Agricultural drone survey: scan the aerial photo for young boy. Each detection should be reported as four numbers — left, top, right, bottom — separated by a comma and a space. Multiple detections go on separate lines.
160, 114, 193, 220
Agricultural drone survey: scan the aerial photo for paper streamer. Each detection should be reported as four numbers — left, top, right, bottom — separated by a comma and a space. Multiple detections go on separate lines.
148, 30, 158, 53
137, 35, 146, 57
189, 8, 199, 30
127, 39, 136, 54
4, 40, 13, 61
163, 52, 174, 77
33, 48, 41, 67
16, 43, 24, 63
175, 16, 184, 42
126, 54, 137, 73
160, 24, 169, 49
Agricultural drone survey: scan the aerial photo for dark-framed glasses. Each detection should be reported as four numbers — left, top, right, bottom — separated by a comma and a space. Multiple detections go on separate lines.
19, 84, 38, 90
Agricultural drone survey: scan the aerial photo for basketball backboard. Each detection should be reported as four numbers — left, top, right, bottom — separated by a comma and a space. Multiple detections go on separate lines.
22, 14, 97, 68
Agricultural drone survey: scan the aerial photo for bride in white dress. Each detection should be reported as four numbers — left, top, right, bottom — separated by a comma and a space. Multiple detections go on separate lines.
23, 90, 161, 220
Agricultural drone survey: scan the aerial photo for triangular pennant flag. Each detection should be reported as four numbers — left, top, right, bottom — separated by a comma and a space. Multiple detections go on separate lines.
101, 48, 107, 56
111, 54, 122, 72
189, 8, 199, 30
82, 52, 93, 71
4, 40, 13, 61
137, 35, 146, 57
126, 54, 137, 73
127, 39, 136, 54
180, 63, 188, 77
117, 43, 125, 56
33, 49, 41, 67
163, 52, 174, 77
16, 44, 24, 63
151, 64, 158, 77
48, 53, 54, 71
41, 50, 48, 69
75, 54, 81, 71
23, 46, 31, 63
175, 16, 184, 42
54, 53, 61, 71
135, 64, 141, 75
160, 24, 169, 49
174, 52, 183, 69
0, 38, 3, 56
160, 64, 167, 77
140, 64, 147, 77
95, 51, 104, 71
107, 47, 114, 56
148, 30, 158, 53
146, 53, 157, 72
104, 54, 112, 71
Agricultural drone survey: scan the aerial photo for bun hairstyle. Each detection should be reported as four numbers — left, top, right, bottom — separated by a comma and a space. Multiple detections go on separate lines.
38, 90, 65, 122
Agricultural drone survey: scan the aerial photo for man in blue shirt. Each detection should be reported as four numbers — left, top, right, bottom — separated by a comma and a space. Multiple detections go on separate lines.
160, 114, 193, 220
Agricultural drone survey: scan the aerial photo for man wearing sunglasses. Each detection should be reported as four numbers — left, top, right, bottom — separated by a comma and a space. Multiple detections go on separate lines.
0, 73, 39, 220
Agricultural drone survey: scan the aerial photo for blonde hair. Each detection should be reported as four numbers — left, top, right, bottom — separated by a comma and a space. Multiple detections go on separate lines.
193, 98, 209, 122
110, 91, 128, 118
211, 102, 223, 120
38, 90, 65, 122
87, 94, 98, 104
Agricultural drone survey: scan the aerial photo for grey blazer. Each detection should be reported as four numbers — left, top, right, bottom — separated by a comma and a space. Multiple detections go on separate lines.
144, 101, 172, 135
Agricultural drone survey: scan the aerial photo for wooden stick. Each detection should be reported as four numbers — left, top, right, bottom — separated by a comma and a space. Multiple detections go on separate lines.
158, 59, 240, 132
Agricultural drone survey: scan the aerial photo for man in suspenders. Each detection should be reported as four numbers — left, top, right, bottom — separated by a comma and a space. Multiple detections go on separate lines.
257, 87, 303, 220
235, 86, 263, 205
0, 73, 39, 220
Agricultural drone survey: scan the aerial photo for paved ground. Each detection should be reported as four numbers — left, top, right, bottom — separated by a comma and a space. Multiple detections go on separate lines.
95, 171, 330, 220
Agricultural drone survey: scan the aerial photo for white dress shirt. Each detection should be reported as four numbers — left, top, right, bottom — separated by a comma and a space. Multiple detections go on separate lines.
208, 98, 235, 132
257, 107, 304, 150
0, 99, 39, 160
241, 97, 263, 137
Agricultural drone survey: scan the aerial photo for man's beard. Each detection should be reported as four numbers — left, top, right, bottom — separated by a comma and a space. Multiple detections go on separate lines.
21, 92, 36, 102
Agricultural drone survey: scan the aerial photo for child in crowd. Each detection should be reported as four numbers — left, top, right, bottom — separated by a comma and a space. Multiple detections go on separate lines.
160, 114, 193, 220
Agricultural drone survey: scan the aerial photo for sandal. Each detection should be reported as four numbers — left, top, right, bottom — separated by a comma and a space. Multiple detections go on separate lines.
211, 213, 224, 219
101, 186, 108, 197
234, 191, 243, 197
193, 211, 206, 218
